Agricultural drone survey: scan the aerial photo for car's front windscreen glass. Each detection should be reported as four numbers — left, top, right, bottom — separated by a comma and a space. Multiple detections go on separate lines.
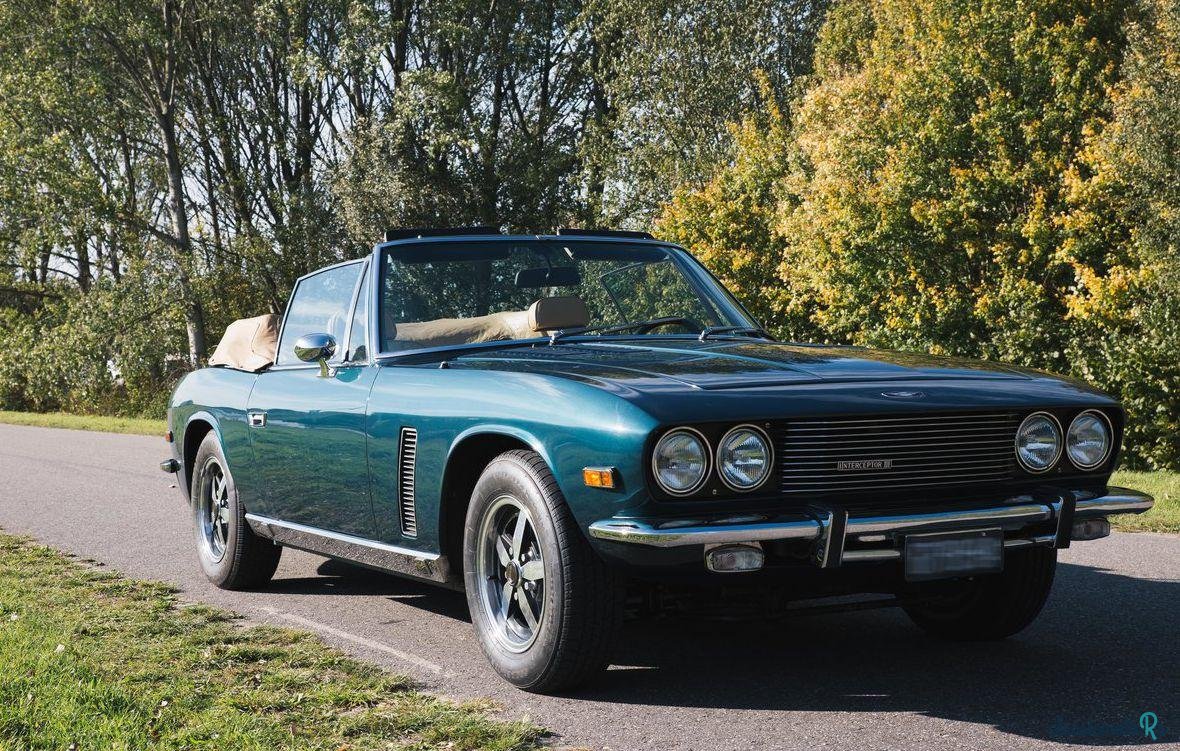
378, 241, 755, 353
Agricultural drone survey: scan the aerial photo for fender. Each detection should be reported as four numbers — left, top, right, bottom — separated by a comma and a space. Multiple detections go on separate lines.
447, 424, 556, 482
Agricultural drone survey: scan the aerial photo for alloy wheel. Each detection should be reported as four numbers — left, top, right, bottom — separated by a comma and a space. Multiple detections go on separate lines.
199, 460, 231, 562
476, 495, 546, 653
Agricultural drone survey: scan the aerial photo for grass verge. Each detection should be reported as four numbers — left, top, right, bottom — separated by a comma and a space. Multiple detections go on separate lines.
0, 534, 542, 750
0, 410, 165, 437
1109, 470, 1179, 534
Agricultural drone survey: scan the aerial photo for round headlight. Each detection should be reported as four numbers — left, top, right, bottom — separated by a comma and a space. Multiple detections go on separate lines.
716, 425, 773, 491
1067, 410, 1112, 469
652, 428, 710, 495
1015, 412, 1062, 473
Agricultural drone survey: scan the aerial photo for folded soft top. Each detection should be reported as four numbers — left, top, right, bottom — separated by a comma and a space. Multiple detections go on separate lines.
208, 314, 280, 372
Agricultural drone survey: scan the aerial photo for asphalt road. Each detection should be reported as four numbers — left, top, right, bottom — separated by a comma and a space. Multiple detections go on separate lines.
0, 423, 1176, 750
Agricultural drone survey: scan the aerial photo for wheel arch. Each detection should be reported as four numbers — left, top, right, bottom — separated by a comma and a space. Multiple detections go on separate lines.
181, 411, 223, 499
438, 427, 555, 571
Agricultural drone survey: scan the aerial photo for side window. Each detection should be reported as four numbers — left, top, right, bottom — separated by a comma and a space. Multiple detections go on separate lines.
276, 262, 363, 366
346, 263, 370, 362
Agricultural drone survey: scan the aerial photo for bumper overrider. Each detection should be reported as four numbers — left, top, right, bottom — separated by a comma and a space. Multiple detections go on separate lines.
588, 487, 1153, 572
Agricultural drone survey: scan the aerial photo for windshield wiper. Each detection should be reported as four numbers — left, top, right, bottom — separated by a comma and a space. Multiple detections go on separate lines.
550, 319, 774, 344
550, 316, 696, 344
698, 325, 775, 341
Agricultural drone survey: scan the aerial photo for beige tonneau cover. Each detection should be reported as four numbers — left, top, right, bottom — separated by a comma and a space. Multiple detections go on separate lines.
208, 314, 280, 372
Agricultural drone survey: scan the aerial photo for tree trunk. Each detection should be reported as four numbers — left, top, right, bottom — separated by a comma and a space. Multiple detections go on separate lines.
38, 245, 51, 284
75, 233, 92, 292
160, 107, 207, 365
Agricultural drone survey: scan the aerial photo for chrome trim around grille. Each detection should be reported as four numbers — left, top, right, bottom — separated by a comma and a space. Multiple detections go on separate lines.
778, 412, 1019, 495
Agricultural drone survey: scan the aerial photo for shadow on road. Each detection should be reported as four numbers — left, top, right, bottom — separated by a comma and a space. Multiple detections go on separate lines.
270, 558, 1177, 746
263, 558, 472, 621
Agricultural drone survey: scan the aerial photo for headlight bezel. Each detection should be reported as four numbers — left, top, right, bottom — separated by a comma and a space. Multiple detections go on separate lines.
1014, 411, 1063, 474
1066, 409, 1113, 470
650, 427, 712, 496
715, 424, 774, 492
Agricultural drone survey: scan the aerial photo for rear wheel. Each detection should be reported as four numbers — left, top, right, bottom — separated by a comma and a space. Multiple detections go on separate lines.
903, 546, 1057, 640
463, 450, 621, 692
191, 432, 281, 589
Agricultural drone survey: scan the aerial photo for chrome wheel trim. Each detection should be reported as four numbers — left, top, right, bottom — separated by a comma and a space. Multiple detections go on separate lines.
475, 495, 546, 654
198, 459, 231, 563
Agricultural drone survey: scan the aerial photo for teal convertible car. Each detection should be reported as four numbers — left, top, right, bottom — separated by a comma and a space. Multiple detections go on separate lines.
163, 227, 1154, 692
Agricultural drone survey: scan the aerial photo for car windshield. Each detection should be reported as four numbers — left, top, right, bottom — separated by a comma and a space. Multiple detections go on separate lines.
378, 239, 758, 353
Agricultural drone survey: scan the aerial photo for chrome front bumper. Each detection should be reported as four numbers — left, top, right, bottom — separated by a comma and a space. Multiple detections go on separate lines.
588, 487, 1153, 568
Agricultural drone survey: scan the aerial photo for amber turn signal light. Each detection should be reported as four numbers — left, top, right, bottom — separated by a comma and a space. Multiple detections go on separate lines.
582, 467, 617, 489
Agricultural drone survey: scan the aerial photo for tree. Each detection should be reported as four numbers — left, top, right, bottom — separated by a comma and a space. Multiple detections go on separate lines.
1061, 0, 1180, 468
657, 0, 1178, 468
79, 0, 211, 364
580, 0, 829, 226
779, 0, 1132, 370
655, 77, 814, 335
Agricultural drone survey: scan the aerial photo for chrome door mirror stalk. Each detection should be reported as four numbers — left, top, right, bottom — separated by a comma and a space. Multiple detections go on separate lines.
293, 333, 336, 377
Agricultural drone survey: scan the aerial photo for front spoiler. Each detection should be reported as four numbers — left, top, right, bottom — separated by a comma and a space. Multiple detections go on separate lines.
588, 487, 1153, 568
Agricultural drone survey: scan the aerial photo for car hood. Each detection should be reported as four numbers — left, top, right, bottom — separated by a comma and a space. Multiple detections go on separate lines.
448, 339, 1041, 390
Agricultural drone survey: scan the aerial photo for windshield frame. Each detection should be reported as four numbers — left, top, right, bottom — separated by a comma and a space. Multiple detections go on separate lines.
372, 235, 762, 361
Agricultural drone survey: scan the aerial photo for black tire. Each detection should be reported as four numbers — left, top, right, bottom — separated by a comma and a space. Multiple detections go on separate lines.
903, 546, 1057, 640
190, 431, 281, 590
462, 450, 622, 693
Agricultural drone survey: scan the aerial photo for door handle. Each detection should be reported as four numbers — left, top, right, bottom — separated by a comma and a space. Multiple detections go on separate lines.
248, 412, 267, 428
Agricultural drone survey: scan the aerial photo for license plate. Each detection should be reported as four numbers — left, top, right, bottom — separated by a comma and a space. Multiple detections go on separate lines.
905, 528, 1003, 582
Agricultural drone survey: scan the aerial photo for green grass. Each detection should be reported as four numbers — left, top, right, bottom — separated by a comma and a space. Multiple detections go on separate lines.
1109, 470, 1180, 534
0, 410, 165, 437
0, 534, 542, 750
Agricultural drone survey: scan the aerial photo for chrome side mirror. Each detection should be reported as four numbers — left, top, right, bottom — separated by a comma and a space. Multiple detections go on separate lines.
294, 333, 336, 377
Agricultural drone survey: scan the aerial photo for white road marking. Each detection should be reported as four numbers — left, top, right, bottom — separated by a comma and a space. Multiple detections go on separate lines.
259, 606, 451, 676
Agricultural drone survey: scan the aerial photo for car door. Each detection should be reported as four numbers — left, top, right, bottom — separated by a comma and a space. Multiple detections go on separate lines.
246, 259, 379, 538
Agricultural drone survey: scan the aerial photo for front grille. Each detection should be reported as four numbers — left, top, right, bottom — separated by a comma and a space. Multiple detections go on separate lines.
778, 412, 1018, 496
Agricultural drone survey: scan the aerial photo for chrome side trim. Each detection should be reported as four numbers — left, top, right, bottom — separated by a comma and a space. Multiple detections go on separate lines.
245, 514, 452, 584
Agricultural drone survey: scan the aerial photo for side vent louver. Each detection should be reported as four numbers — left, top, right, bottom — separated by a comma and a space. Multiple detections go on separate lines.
398, 427, 418, 537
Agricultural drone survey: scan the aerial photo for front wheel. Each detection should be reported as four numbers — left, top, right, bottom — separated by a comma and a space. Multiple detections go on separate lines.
463, 450, 621, 692
191, 431, 282, 589
903, 546, 1057, 640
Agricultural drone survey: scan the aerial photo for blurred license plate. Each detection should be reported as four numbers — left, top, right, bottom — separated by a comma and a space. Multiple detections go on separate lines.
905, 529, 1003, 581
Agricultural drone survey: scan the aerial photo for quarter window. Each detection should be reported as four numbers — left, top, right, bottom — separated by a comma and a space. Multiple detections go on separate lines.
276, 262, 363, 366
347, 263, 370, 362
